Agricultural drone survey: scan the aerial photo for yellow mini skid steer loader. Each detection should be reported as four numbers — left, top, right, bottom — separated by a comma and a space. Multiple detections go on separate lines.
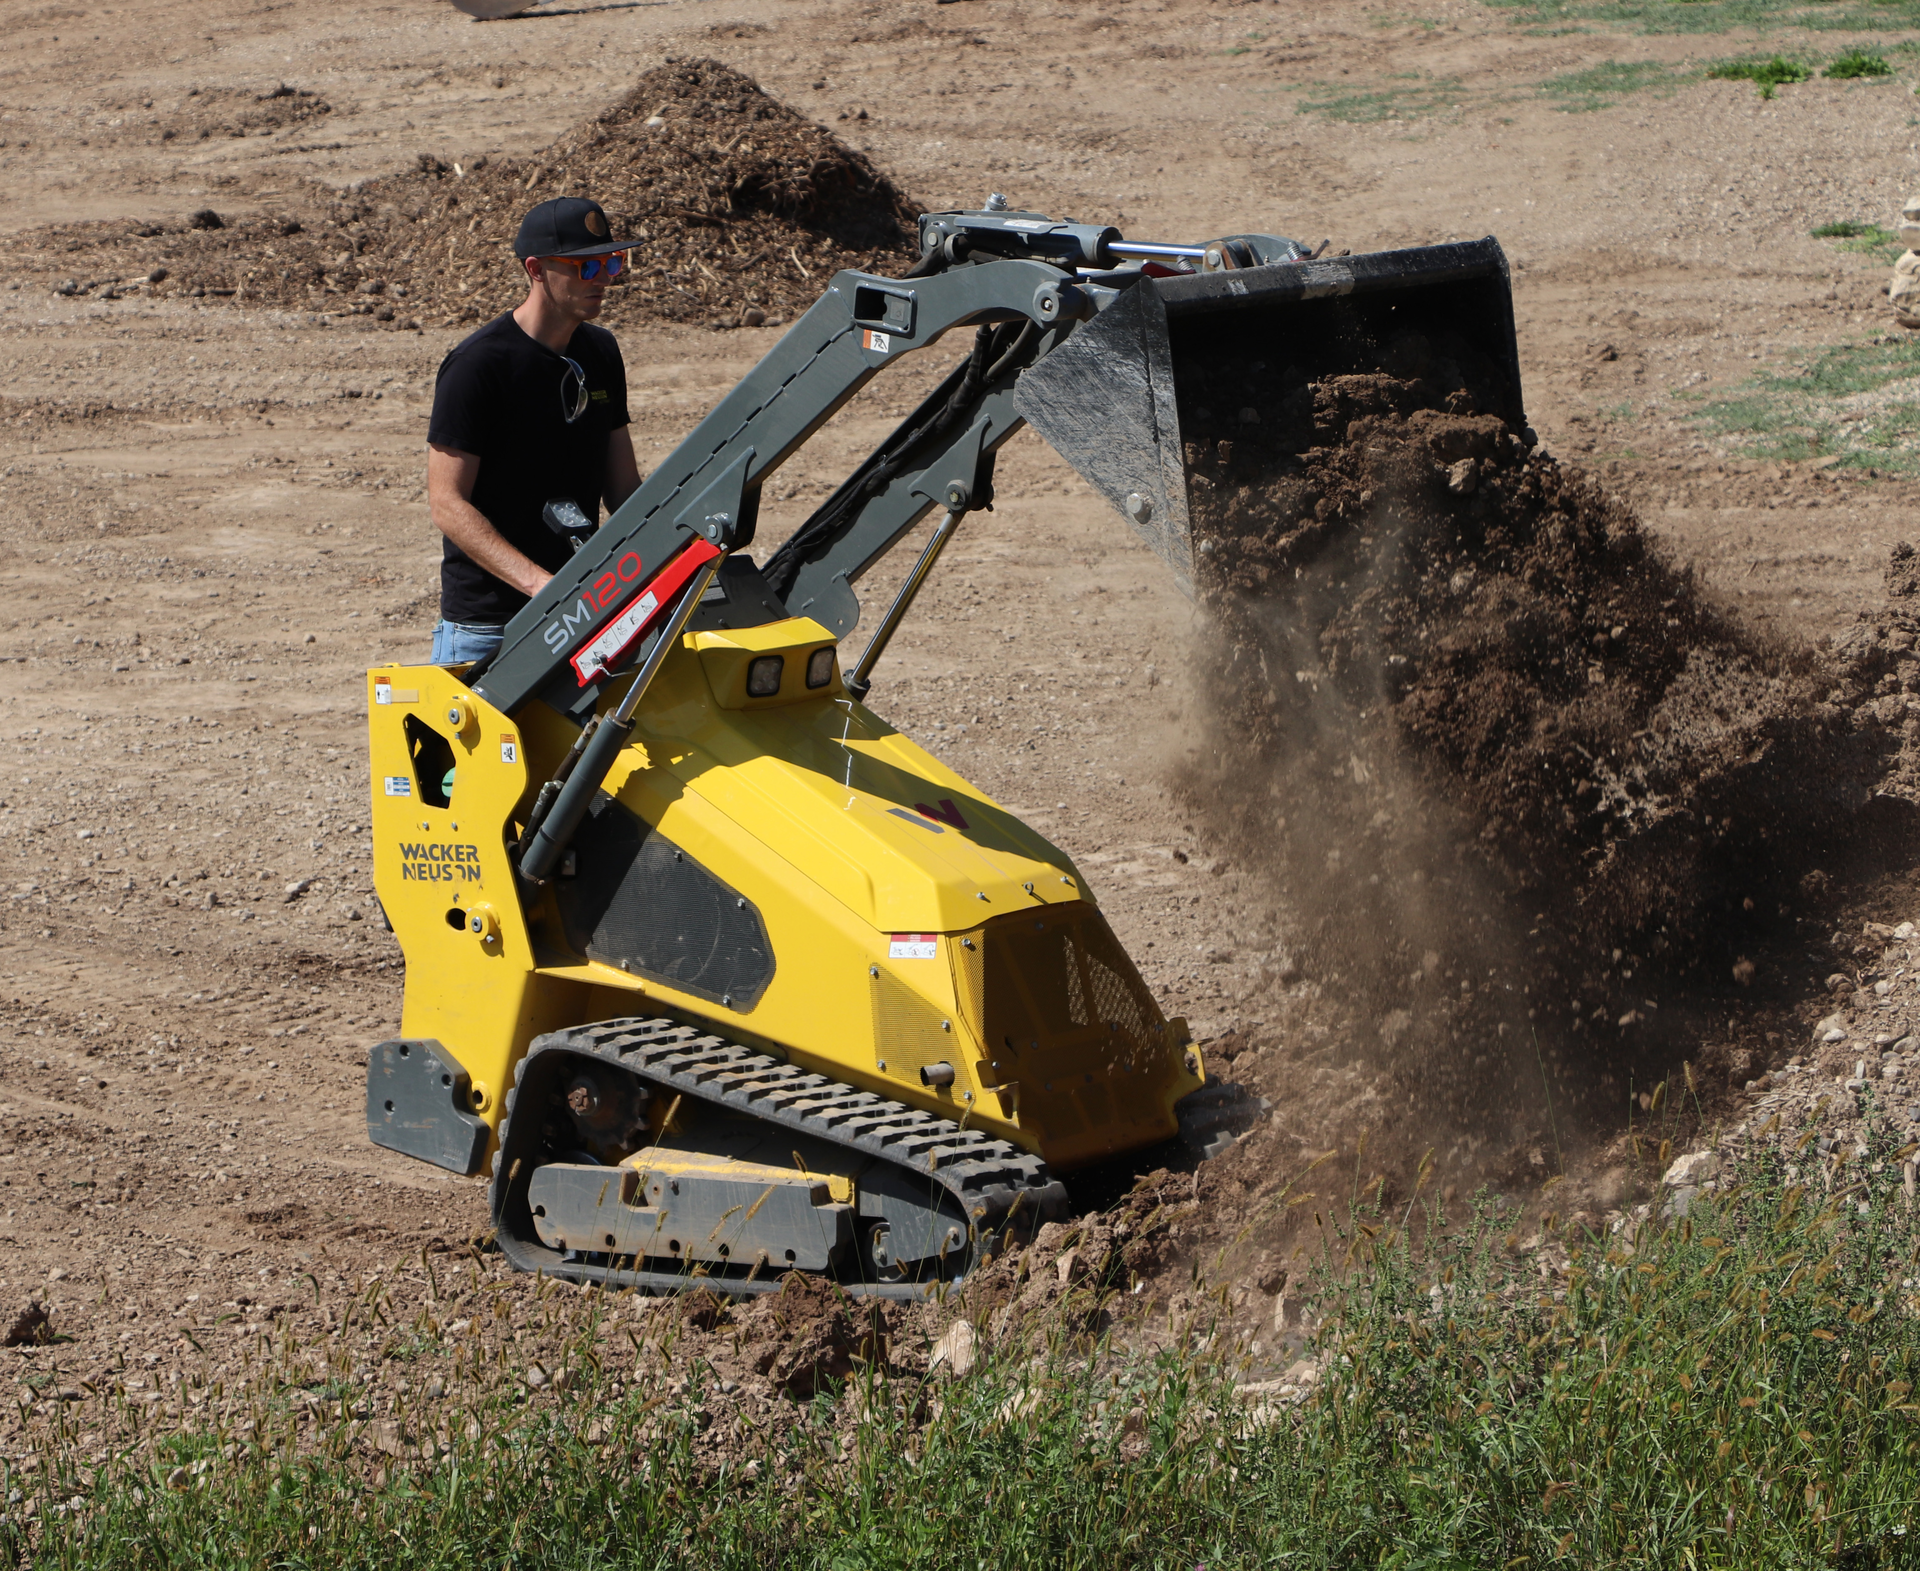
363, 204, 1525, 1296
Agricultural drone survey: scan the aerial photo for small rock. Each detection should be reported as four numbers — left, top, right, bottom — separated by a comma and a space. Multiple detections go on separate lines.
742, 306, 767, 327
358, 279, 385, 295
165, 1466, 190, 1491
1446, 457, 1478, 495
146, 267, 168, 284
1898, 922, 1917, 940
1283, 1358, 1320, 1389
644, 115, 665, 129
1664, 1185, 1701, 1218
1663, 1151, 1719, 1189
187, 208, 223, 230
524, 1363, 551, 1390
282, 878, 312, 902
929, 1320, 977, 1378
2, 1303, 52, 1347
302, 632, 316, 644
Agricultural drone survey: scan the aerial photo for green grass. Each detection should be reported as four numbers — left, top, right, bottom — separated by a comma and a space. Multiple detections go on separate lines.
11, 1118, 1920, 1568
1692, 333, 1920, 470
1540, 57, 1680, 109
1484, 0, 1920, 35
1707, 53, 1814, 97
1289, 75, 1472, 124
1816, 220, 1905, 265
1829, 46, 1896, 76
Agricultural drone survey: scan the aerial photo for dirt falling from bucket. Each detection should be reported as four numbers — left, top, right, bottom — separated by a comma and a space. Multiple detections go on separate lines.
1175, 339, 1901, 1140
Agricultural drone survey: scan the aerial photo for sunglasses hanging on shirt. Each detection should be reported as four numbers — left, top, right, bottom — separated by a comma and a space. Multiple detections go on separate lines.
559, 355, 589, 425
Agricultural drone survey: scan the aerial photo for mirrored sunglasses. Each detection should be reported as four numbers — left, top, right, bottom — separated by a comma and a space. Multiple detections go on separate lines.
544, 252, 627, 282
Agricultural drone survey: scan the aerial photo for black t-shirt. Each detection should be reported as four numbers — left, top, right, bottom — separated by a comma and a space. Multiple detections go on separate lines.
427, 312, 631, 624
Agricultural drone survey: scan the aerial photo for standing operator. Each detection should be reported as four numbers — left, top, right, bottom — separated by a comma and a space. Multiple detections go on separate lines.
425, 197, 643, 664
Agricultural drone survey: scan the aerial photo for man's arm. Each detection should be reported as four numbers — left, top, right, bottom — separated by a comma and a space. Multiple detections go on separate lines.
427, 444, 553, 600
604, 427, 641, 515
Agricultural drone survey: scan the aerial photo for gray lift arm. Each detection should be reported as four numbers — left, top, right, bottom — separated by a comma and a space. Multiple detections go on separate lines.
472, 248, 1089, 720
470, 207, 1523, 727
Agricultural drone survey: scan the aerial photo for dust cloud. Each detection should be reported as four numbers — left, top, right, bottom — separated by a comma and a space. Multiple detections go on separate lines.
1174, 330, 1899, 1155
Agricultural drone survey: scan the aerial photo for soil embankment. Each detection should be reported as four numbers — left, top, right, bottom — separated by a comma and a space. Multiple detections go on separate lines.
24, 59, 918, 333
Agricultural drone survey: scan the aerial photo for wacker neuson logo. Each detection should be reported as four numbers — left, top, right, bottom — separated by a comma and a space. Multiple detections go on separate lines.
400, 842, 481, 883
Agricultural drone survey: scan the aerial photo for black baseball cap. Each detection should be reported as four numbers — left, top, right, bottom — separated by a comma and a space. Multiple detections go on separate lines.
513, 197, 637, 260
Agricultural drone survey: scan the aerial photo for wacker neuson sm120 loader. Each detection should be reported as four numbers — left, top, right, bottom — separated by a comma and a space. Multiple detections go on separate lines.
363, 204, 1525, 1297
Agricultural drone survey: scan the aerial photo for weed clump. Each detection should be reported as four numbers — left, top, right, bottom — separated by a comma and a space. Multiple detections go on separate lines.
1827, 47, 1894, 78
1707, 55, 1813, 98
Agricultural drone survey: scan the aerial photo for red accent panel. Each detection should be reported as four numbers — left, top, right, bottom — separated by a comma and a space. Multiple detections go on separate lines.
568, 537, 722, 686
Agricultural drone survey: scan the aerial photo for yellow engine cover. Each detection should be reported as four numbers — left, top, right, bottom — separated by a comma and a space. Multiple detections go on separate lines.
366, 618, 1200, 1173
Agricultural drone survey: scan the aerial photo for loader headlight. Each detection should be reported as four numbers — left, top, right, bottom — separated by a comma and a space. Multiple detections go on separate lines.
805, 646, 836, 689
746, 655, 785, 698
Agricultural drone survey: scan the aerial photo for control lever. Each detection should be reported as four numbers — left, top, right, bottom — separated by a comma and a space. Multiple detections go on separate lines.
543, 498, 594, 554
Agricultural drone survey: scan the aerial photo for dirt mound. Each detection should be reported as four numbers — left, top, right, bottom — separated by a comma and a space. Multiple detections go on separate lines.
21, 59, 918, 331
1176, 335, 1906, 1127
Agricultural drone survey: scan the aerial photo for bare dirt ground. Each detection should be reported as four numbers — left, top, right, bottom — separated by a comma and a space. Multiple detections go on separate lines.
9, 0, 1920, 1432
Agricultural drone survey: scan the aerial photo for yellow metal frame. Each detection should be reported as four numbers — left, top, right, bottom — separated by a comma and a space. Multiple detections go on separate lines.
366, 617, 1201, 1176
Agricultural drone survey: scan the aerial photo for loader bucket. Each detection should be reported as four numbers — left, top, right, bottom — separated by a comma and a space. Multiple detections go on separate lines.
1012, 237, 1524, 594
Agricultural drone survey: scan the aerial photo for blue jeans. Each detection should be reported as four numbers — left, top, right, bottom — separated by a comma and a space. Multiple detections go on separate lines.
431, 620, 504, 665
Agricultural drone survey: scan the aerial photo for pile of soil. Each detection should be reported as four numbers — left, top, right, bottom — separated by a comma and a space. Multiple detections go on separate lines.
19, 60, 919, 330
1174, 322, 1911, 1125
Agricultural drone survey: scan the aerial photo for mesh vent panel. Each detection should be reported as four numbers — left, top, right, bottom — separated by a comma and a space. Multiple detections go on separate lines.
950, 905, 1168, 1063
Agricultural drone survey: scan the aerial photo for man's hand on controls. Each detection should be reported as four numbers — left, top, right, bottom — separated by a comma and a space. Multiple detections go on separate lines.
429, 432, 642, 599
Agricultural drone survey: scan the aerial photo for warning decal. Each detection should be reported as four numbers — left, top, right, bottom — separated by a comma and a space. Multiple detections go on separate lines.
383, 776, 413, 797
862, 328, 891, 354
500, 735, 518, 765
888, 933, 937, 960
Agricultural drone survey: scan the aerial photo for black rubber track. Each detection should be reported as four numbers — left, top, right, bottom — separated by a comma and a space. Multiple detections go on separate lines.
489, 1015, 1068, 1298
